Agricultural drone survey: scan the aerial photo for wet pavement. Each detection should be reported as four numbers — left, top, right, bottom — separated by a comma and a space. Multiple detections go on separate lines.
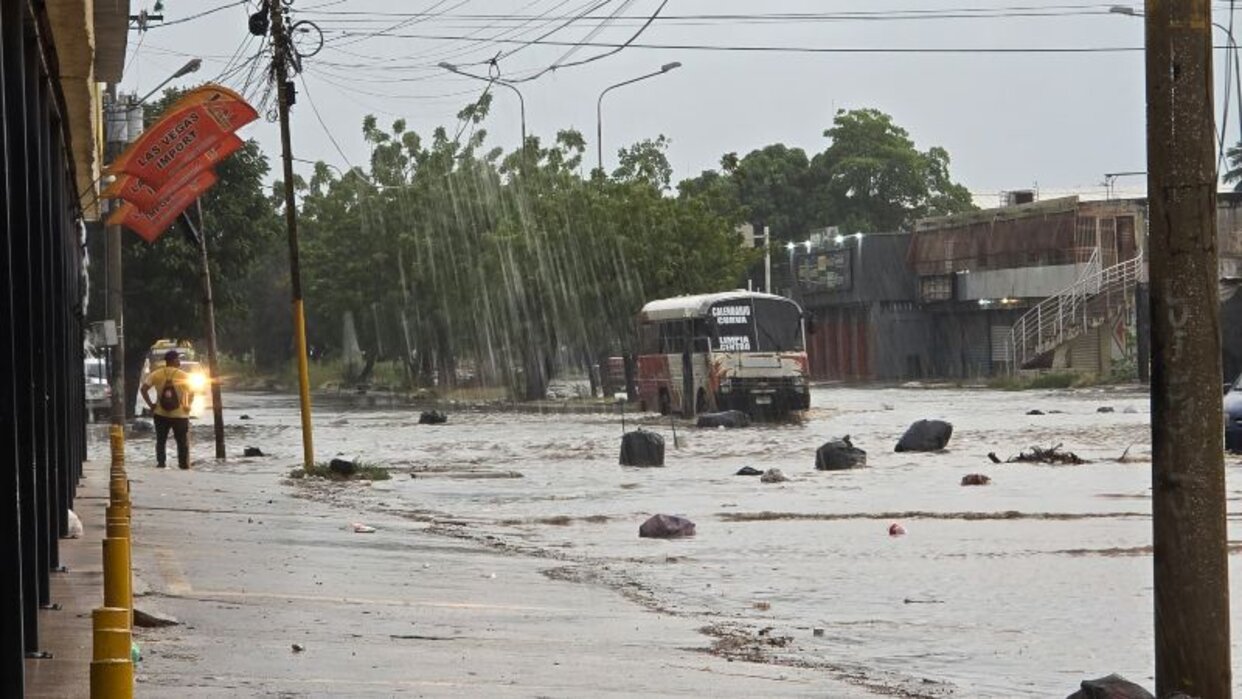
106, 385, 1242, 697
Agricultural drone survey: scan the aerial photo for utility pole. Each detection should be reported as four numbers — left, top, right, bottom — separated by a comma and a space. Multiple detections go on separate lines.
105, 89, 127, 427
193, 200, 225, 458
269, 0, 315, 468
763, 226, 772, 294
1145, 2, 1232, 696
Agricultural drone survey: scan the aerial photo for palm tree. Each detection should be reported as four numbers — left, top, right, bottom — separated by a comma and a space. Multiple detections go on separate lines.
1225, 142, 1242, 191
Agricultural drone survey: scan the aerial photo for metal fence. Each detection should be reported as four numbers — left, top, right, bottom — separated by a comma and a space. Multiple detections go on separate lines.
0, 0, 90, 693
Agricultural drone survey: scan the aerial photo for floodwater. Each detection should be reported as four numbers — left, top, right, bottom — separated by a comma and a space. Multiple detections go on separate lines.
138, 386, 1242, 697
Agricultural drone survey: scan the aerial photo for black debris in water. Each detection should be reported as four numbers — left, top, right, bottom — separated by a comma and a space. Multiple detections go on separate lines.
960, 473, 992, 486
329, 458, 357, 476
1066, 673, 1153, 699
639, 514, 696, 539
735, 466, 763, 476
1097, 406, 1115, 414
1027, 409, 1045, 416
419, 410, 448, 425
243, 447, 265, 457
816, 436, 867, 470
894, 419, 953, 452
620, 429, 665, 467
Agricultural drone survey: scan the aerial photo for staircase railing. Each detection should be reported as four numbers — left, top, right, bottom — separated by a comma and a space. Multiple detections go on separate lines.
1008, 251, 1144, 370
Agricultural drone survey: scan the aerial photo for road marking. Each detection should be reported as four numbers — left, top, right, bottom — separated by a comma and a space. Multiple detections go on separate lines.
154, 548, 193, 595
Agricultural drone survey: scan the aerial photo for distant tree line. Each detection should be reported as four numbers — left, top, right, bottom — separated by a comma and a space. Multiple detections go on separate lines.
90, 90, 973, 401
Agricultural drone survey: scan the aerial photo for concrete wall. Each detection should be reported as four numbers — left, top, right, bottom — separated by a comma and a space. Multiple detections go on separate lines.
957, 263, 1087, 301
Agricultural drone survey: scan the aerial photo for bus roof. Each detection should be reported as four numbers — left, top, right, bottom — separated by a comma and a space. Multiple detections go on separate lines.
639, 291, 800, 322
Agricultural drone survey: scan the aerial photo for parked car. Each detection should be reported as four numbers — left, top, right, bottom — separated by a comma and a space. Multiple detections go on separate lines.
1226, 375, 1242, 452
84, 357, 111, 422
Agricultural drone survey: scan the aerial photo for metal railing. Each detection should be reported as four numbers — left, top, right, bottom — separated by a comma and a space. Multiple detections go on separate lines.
1009, 250, 1144, 369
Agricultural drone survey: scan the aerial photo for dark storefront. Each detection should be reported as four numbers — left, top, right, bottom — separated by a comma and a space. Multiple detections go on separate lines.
1, 1, 90, 693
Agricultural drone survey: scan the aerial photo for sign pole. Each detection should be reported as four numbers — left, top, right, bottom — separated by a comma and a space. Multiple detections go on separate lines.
270, 0, 315, 469
191, 200, 226, 459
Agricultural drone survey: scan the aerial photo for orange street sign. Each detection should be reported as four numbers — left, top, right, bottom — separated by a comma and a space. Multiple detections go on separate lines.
107, 84, 257, 188
106, 169, 219, 243
103, 134, 243, 209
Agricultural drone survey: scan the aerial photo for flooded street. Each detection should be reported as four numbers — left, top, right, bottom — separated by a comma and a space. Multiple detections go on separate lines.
116, 385, 1242, 697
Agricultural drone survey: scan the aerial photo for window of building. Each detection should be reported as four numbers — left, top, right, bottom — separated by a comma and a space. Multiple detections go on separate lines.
920, 275, 954, 302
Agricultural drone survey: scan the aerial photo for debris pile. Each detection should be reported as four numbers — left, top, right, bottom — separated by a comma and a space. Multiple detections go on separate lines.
988, 443, 1087, 465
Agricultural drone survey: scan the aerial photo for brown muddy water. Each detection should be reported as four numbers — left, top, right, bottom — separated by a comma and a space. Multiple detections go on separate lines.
107, 386, 1242, 697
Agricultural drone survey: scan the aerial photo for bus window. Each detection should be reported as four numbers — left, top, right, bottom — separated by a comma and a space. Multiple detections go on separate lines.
752, 299, 804, 351
659, 321, 685, 354
638, 323, 660, 355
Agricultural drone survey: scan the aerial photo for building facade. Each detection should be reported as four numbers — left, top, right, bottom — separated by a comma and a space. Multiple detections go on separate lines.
1, 0, 129, 692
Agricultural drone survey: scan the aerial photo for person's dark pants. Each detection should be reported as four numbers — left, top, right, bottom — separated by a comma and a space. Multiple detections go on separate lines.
154, 414, 191, 468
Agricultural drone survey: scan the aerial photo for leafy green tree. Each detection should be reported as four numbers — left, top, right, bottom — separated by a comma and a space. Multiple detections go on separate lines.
295, 107, 751, 400
809, 108, 974, 231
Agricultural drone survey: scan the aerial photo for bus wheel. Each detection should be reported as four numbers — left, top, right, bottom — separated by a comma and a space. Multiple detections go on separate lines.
696, 388, 708, 414
658, 389, 671, 415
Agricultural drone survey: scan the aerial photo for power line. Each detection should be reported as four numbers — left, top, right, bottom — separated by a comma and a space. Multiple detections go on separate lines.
319, 33, 1159, 55
148, 0, 249, 28
298, 73, 355, 169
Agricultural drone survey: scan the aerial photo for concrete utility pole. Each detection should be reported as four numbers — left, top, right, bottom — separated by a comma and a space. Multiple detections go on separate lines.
193, 200, 226, 458
1145, 2, 1232, 696
105, 89, 127, 426
269, 0, 316, 469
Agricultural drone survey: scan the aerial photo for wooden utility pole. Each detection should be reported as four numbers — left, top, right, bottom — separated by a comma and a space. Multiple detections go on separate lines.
269, 0, 315, 468
1145, 1, 1232, 696
193, 200, 226, 459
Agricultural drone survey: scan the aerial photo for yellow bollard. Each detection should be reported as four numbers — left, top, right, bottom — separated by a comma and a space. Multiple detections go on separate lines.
92, 627, 130, 661
106, 503, 131, 523
109, 477, 128, 504
105, 520, 130, 541
90, 658, 133, 698
92, 606, 129, 630
102, 537, 132, 618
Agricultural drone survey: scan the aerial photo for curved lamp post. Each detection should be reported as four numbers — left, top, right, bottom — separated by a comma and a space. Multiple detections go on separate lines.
438, 62, 527, 147
596, 62, 682, 172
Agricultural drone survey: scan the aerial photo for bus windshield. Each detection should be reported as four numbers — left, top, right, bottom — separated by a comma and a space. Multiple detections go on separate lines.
709, 297, 803, 352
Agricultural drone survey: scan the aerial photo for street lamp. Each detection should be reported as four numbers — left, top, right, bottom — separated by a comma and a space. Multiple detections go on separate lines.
136, 58, 202, 106
438, 62, 527, 148
596, 61, 682, 173
1110, 5, 1242, 160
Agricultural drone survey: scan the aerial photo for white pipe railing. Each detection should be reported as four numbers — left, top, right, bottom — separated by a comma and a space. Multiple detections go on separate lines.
1009, 251, 1144, 370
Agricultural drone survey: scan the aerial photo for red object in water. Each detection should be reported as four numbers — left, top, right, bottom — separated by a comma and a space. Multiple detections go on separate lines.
888, 522, 906, 537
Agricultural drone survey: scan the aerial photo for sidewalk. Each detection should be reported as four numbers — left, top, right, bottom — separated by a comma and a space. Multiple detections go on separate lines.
23, 459, 109, 698
123, 454, 852, 697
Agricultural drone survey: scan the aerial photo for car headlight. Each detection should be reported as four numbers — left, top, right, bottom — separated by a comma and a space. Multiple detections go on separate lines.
187, 373, 209, 392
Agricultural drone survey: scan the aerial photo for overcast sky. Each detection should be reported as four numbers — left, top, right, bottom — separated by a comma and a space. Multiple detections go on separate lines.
119, 1, 1242, 204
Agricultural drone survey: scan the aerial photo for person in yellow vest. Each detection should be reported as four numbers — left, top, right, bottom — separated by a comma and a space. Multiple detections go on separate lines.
140, 350, 194, 469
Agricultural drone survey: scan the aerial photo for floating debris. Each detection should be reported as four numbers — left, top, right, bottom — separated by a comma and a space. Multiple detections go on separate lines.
1005, 443, 1088, 465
